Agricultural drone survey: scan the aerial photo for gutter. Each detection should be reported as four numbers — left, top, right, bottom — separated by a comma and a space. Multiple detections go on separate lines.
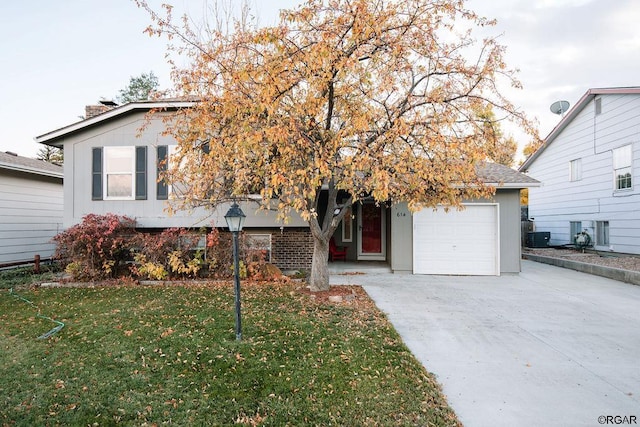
0, 161, 63, 179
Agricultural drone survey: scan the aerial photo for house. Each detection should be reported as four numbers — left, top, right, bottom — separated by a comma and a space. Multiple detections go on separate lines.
519, 87, 640, 254
0, 151, 63, 266
36, 100, 539, 275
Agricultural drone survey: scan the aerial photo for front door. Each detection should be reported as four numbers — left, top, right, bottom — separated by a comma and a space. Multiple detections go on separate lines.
357, 202, 386, 261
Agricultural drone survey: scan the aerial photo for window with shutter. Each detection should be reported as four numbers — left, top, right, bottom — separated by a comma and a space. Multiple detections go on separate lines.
94, 146, 147, 200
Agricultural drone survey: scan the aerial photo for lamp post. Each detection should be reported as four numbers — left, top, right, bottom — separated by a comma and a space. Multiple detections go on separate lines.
224, 201, 246, 341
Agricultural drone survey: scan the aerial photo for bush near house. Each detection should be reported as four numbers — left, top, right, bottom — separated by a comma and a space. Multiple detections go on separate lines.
53, 214, 136, 281
53, 214, 272, 282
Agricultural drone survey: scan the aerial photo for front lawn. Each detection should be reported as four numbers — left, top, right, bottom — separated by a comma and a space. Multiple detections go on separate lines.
0, 280, 459, 426
0, 264, 61, 290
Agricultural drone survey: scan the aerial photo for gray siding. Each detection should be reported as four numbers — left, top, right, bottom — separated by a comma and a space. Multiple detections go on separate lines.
527, 93, 640, 253
61, 111, 308, 229
493, 190, 522, 273
390, 203, 413, 273
0, 171, 63, 264
390, 189, 523, 274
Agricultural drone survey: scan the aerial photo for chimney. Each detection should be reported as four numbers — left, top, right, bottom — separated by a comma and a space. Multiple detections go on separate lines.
85, 100, 118, 119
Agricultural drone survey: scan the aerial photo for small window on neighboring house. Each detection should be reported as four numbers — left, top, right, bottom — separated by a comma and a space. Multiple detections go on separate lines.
595, 97, 602, 115
613, 144, 632, 190
570, 221, 582, 239
596, 221, 610, 246
570, 158, 582, 181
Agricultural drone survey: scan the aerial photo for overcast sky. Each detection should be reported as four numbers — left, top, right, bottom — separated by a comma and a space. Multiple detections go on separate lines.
2, 0, 639, 160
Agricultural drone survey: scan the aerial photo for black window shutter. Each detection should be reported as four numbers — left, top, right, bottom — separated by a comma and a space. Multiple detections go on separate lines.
135, 146, 147, 200
91, 147, 103, 200
157, 145, 168, 200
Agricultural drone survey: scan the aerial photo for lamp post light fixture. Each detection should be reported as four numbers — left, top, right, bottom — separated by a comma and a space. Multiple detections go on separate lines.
224, 201, 246, 340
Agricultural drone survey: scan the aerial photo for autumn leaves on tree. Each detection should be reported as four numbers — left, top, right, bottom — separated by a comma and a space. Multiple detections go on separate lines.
138, 0, 536, 291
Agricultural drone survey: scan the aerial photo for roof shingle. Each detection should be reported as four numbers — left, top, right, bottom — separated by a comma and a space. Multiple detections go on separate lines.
477, 162, 539, 186
0, 151, 63, 178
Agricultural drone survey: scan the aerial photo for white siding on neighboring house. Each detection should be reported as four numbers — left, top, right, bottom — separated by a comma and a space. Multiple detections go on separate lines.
524, 90, 640, 254
0, 165, 63, 264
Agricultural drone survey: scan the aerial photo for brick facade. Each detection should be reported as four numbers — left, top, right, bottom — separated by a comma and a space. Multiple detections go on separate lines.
85, 100, 117, 119
270, 227, 314, 271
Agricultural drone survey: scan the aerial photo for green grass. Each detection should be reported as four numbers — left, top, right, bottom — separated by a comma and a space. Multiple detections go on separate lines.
0, 264, 62, 290
0, 280, 459, 426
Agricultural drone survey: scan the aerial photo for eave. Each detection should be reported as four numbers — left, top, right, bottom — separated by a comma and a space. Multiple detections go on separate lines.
0, 161, 63, 179
519, 87, 640, 172
35, 100, 196, 146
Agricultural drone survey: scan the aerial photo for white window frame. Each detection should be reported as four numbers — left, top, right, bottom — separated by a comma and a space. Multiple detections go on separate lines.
167, 145, 189, 199
570, 158, 582, 182
104, 146, 135, 200
613, 144, 632, 191
341, 206, 353, 242
570, 221, 582, 239
596, 221, 610, 246
245, 233, 272, 262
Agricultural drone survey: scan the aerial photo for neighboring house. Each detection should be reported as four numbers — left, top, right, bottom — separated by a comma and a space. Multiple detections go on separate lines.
0, 151, 63, 265
36, 100, 539, 275
519, 87, 640, 254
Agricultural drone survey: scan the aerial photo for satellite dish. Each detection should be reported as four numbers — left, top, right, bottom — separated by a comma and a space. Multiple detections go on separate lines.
550, 100, 570, 116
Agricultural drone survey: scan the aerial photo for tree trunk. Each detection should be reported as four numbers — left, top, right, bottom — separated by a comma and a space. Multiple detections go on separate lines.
308, 233, 330, 291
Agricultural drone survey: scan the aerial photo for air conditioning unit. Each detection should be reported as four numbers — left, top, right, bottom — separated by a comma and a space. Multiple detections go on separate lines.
526, 232, 550, 248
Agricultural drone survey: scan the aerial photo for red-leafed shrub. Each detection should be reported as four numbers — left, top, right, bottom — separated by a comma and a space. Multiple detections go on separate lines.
53, 214, 136, 280
53, 214, 273, 281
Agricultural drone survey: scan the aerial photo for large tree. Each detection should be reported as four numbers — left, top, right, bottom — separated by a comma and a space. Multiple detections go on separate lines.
475, 105, 517, 167
116, 71, 160, 103
36, 145, 63, 165
139, 0, 535, 291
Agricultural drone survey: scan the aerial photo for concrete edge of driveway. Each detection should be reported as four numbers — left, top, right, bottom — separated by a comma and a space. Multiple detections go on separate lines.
523, 253, 640, 286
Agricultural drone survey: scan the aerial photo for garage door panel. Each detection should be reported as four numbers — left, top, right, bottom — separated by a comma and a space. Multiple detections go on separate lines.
413, 205, 499, 275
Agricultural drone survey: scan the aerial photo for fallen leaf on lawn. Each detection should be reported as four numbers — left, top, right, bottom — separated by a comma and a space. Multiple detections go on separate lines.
161, 327, 175, 338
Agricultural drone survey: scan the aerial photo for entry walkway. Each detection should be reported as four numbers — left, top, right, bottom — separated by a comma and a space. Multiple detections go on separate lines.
331, 260, 640, 427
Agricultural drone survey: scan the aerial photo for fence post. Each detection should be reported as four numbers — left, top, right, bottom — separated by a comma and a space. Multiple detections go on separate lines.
34, 254, 41, 274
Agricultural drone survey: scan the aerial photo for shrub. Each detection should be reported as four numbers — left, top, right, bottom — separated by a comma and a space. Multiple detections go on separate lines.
130, 228, 202, 279
54, 215, 272, 281
53, 214, 136, 280
132, 254, 168, 280
204, 228, 234, 277
167, 250, 203, 277
204, 230, 270, 279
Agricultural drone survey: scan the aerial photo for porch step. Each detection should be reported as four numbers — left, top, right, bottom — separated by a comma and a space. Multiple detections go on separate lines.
329, 261, 392, 274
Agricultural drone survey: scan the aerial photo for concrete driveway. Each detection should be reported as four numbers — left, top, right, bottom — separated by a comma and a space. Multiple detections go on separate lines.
331, 260, 640, 427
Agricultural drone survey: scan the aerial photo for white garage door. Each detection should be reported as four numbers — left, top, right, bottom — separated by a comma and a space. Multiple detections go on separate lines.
413, 204, 499, 275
